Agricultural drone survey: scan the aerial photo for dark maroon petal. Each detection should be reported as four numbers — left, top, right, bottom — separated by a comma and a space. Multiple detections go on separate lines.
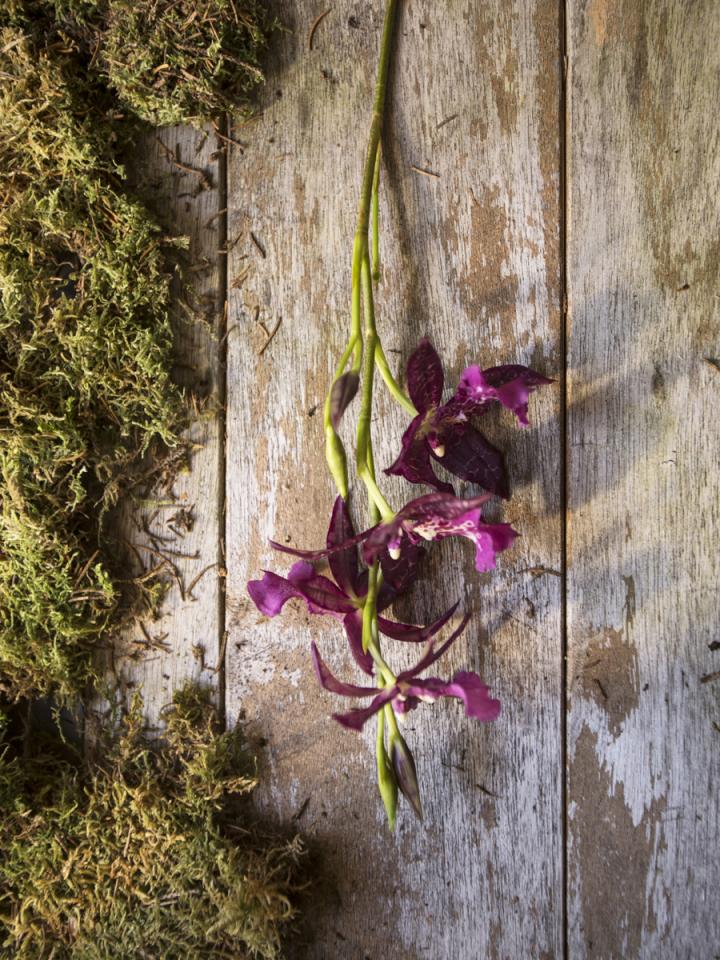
385, 416, 453, 493
330, 371, 360, 429
378, 600, 459, 643
433, 423, 509, 499
327, 496, 362, 596
406, 338, 444, 412
247, 567, 309, 617
310, 642, 378, 697
333, 690, 396, 731
378, 540, 422, 596
401, 671, 501, 722
343, 612, 374, 675
286, 561, 355, 615
397, 613, 471, 680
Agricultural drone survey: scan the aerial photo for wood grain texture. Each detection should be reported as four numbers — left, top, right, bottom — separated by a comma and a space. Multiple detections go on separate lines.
566, 1, 720, 956
226, 3, 562, 956
92, 126, 225, 729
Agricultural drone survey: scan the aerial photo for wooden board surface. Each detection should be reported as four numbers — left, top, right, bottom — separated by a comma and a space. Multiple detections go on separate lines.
90, 1, 720, 955
566, 0, 720, 956
92, 126, 225, 730
225, 2, 562, 957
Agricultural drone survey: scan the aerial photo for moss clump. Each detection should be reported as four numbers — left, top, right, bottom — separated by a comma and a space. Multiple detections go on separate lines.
0, 28, 184, 702
0, 0, 272, 702
9, 0, 273, 125
0, 685, 302, 958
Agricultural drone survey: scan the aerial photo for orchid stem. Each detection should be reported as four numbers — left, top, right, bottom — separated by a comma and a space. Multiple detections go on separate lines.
371, 139, 381, 283
356, 253, 395, 521
374, 340, 417, 415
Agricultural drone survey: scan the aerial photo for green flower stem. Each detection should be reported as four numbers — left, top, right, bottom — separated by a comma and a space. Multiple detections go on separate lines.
350, 0, 396, 366
371, 140, 381, 283
356, 254, 395, 521
374, 339, 417, 415
376, 687, 398, 830
384, 697, 402, 740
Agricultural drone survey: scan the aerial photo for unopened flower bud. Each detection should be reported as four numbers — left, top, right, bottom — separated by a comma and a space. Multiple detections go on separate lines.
325, 426, 349, 499
390, 730, 423, 821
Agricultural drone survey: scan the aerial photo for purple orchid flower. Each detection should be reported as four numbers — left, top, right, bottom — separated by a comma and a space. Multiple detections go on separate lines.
272, 492, 518, 576
386, 338, 553, 498
362, 492, 519, 573
248, 497, 460, 675
310, 617, 501, 731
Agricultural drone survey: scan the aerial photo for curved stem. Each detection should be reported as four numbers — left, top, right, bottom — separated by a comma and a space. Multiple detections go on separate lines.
374, 340, 417, 415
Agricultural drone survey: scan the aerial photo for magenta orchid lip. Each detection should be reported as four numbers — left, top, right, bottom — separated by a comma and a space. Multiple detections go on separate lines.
246, 0, 551, 830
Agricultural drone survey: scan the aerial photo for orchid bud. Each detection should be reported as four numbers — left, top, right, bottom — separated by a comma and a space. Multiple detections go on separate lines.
330, 371, 360, 430
390, 730, 423, 821
325, 426, 349, 499
377, 741, 398, 831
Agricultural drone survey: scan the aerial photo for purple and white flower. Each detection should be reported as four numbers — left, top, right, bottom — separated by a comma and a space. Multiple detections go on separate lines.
248, 497, 460, 675
310, 619, 501, 731
386, 338, 552, 498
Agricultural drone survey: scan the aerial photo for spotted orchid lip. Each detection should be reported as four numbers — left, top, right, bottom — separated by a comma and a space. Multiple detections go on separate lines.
361, 492, 519, 573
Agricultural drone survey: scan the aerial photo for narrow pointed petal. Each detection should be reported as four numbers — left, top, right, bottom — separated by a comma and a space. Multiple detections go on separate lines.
378, 600, 459, 643
343, 612, 374, 675
333, 689, 396, 731
327, 496, 362, 596
406, 338, 444, 412
247, 567, 309, 617
330, 371, 360, 429
310, 642, 378, 697
433, 423, 509, 499
270, 524, 374, 561
396, 613, 471, 681
385, 416, 453, 493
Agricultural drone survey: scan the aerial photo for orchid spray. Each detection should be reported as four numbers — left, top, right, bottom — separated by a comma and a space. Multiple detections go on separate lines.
248, 2, 551, 828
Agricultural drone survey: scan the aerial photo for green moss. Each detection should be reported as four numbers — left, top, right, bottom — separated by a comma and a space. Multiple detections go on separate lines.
0, 685, 303, 958
0, 0, 272, 702
0, 28, 185, 701
7, 0, 273, 125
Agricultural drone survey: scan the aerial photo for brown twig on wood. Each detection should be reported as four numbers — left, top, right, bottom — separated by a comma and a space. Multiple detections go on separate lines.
308, 9, 332, 50
411, 164, 440, 180
155, 137, 212, 190
258, 316, 283, 356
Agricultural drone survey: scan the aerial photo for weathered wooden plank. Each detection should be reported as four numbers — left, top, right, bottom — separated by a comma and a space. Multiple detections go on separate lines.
226, 3, 562, 957
567, 1, 720, 955
92, 126, 225, 730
